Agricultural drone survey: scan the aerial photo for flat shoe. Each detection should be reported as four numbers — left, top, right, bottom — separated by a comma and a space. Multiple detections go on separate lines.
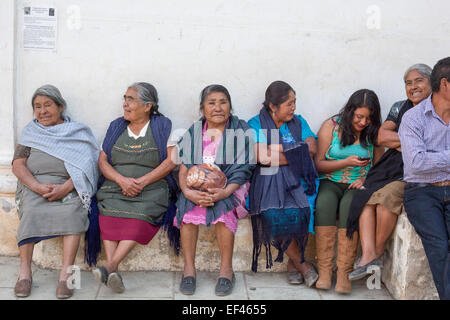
303, 266, 319, 288
92, 266, 109, 285
179, 276, 196, 295
107, 272, 125, 293
56, 280, 73, 299
14, 278, 32, 298
354, 256, 362, 269
215, 273, 235, 296
349, 258, 383, 281
287, 271, 304, 285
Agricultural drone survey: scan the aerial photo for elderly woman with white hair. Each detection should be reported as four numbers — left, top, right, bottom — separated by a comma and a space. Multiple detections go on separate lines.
12, 85, 100, 299
92, 82, 178, 293
345, 63, 433, 280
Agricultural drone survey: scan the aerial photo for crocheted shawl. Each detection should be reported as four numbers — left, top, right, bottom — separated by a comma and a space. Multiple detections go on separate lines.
19, 116, 100, 207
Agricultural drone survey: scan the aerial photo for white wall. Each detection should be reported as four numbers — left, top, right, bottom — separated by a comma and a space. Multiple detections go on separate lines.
12, 0, 450, 145
0, 0, 15, 164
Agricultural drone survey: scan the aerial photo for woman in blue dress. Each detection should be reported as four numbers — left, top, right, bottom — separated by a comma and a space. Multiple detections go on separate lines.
248, 81, 319, 287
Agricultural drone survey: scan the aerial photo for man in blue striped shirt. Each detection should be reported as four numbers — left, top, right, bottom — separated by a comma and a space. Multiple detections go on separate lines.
399, 57, 450, 300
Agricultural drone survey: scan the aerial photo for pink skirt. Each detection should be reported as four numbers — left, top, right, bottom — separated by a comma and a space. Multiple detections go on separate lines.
99, 215, 160, 245
174, 183, 249, 234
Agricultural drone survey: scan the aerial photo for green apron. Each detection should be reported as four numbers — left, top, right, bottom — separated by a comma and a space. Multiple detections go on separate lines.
96, 125, 169, 225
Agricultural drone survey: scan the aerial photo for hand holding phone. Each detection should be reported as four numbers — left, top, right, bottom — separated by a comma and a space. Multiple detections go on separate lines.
358, 157, 370, 161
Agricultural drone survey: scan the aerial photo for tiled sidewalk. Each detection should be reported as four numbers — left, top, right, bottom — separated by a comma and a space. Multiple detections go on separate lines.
0, 256, 392, 300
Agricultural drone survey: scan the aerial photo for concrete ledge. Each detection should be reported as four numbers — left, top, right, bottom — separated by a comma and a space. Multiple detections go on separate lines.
382, 213, 439, 300
29, 219, 317, 273
0, 196, 19, 256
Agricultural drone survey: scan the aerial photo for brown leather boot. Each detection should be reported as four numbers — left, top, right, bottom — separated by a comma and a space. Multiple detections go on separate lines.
315, 226, 336, 290
335, 228, 358, 294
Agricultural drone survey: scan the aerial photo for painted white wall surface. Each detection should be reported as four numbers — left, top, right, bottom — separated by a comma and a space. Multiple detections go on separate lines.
0, 0, 15, 164
11, 0, 450, 145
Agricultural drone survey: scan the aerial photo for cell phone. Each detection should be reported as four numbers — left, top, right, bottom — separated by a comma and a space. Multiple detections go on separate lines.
358, 157, 370, 161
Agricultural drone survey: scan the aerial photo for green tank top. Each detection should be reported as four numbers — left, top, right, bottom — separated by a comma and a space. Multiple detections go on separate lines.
96, 124, 169, 225
321, 117, 373, 184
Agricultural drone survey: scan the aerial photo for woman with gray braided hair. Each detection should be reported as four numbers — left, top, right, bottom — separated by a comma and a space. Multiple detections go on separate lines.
92, 82, 178, 293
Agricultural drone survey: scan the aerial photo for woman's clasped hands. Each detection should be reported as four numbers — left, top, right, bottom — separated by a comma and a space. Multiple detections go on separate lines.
184, 187, 230, 207
36, 181, 74, 202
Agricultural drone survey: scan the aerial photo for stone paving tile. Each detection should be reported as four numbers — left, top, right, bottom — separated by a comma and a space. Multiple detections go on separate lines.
0, 256, 394, 300
0, 256, 20, 288
317, 278, 393, 300
0, 288, 17, 300
247, 286, 322, 300
97, 271, 174, 300
173, 272, 248, 300
244, 271, 296, 288
244, 272, 321, 300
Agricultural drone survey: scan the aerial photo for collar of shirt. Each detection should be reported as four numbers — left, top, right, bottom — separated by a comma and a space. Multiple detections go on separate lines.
423, 94, 448, 125
422, 94, 435, 115
127, 120, 150, 139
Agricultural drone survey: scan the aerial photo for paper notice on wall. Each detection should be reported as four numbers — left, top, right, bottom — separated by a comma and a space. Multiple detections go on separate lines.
23, 6, 57, 51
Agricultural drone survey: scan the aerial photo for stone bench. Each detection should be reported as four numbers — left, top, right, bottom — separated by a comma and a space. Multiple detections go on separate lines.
382, 213, 439, 300
0, 193, 317, 273
0, 188, 439, 299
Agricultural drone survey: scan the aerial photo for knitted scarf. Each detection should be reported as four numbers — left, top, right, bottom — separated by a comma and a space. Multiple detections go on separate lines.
176, 115, 256, 227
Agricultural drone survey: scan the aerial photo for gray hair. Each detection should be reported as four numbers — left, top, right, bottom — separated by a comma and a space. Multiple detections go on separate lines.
128, 82, 161, 115
31, 84, 67, 113
403, 63, 432, 82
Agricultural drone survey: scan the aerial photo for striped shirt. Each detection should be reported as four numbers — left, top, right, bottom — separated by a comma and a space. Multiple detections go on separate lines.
398, 95, 450, 183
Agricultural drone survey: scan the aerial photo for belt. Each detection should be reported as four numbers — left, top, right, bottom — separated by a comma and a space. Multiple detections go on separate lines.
431, 180, 450, 187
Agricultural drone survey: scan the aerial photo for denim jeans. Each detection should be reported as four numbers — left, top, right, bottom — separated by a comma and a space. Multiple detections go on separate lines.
403, 183, 450, 300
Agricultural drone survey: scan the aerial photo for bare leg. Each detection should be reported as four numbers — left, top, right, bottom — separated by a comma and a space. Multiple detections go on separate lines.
103, 240, 119, 272
284, 238, 312, 275
180, 223, 199, 278
287, 258, 296, 272
375, 204, 398, 257
215, 222, 234, 280
357, 205, 378, 267
104, 240, 137, 273
59, 235, 81, 282
18, 243, 35, 280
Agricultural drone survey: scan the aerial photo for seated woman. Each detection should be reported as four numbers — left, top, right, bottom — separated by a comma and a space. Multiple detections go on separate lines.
248, 80, 319, 287
314, 89, 384, 294
93, 82, 177, 293
175, 84, 255, 296
12, 85, 100, 299
347, 64, 433, 280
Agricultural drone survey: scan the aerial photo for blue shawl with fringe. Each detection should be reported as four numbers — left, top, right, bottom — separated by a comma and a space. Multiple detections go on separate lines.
176, 115, 256, 227
249, 107, 318, 272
